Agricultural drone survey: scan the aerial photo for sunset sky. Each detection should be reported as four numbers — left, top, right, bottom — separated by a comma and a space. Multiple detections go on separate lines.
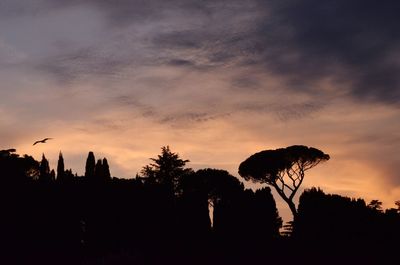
1, 0, 399, 221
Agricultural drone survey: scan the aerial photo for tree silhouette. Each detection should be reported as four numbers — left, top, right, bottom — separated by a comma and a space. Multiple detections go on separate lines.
294, 187, 371, 245
239, 145, 329, 218
180, 168, 244, 233
0, 149, 39, 183
252, 187, 282, 238
396, 200, 400, 213
50, 169, 55, 181
0, 148, 17, 157
102, 158, 111, 180
85, 151, 95, 179
64, 169, 74, 179
180, 169, 282, 242
140, 146, 192, 195
39, 154, 51, 182
2, 147, 400, 264
94, 159, 104, 180
368, 200, 383, 212
91, 158, 111, 181
57, 152, 65, 181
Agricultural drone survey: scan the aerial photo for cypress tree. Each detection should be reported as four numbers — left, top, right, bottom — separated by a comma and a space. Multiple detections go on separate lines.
39, 154, 50, 182
85, 151, 96, 179
50, 169, 56, 181
102, 158, 111, 180
57, 152, 65, 181
94, 159, 104, 180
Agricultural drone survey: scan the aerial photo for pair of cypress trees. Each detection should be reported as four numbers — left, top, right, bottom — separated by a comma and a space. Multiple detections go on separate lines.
84, 151, 111, 181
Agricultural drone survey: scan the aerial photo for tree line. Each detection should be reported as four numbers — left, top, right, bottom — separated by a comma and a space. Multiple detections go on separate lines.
0, 146, 399, 265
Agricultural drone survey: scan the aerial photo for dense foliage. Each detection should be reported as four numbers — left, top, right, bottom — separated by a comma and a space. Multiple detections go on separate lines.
0, 147, 398, 265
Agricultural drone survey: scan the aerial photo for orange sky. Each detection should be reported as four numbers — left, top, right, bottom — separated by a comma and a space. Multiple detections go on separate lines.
12, 97, 400, 222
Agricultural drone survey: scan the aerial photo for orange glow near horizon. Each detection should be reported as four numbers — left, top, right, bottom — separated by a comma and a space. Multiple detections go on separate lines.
12, 101, 400, 223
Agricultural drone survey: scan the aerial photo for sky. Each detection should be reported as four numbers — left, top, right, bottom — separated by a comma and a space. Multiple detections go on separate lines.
1, 0, 399, 221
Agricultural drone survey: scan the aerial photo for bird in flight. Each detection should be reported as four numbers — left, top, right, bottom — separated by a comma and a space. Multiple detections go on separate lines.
33, 138, 53, 146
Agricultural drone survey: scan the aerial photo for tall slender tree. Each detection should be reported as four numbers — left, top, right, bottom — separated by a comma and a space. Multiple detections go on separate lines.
94, 159, 104, 180
102, 158, 111, 180
57, 152, 65, 181
50, 169, 56, 181
85, 151, 96, 179
39, 154, 51, 182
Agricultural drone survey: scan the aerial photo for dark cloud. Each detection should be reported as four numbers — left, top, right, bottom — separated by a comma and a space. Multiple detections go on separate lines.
0, 0, 47, 17
36, 0, 215, 27
153, 31, 205, 49
111, 95, 223, 126
167, 59, 196, 67
237, 101, 323, 122
36, 43, 139, 83
256, 0, 400, 104
112, 96, 157, 118
142, 0, 400, 104
159, 112, 211, 124
3, 0, 399, 104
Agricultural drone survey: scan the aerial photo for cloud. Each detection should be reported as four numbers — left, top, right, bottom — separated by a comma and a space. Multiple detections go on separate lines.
74, 0, 399, 104
140, 1, 400, 104
37, 46, 135, 83
3, 0, 399, 105
256, 0, 400, 104
2, 0, 398, 130
167, 59, 196, 67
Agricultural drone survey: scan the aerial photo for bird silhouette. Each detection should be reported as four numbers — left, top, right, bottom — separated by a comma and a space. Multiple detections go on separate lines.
33, 138, 53, 146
